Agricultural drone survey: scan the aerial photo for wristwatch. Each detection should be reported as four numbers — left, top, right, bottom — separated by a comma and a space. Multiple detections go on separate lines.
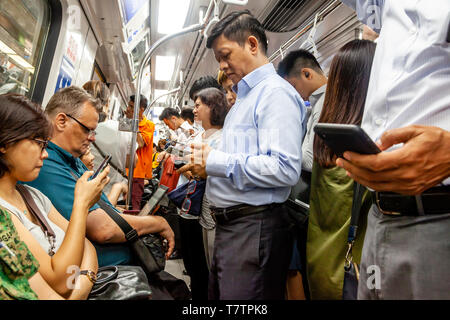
80, 270, 97, 284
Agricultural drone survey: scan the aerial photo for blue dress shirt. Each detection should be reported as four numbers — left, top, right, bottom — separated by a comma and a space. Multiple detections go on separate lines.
25, 142, 132, 267
205, 63, 306, 208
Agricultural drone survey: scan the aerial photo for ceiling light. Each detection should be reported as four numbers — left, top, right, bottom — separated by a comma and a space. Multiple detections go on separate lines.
155, 55, 176, 81
157, 0, 191, 34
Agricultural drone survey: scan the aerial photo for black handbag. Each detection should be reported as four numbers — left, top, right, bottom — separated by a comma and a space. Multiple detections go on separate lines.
88, 266, 152, 300
342, 182, 365, 300
98, 200, 166, 276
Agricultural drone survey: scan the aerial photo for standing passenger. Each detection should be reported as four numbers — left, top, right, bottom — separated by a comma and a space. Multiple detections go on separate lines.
307, 40, 376, 300
125, 95, 155, 210
180, 10, 305, 300
337, 0, 450, 299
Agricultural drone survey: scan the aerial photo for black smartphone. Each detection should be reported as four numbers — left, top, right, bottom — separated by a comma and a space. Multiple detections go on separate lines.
314, 123, 381, 157
92, 155, 112, 179
173, 160, 187, 169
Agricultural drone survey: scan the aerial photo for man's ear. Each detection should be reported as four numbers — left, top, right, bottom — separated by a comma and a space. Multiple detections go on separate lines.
301, 68, 314, 80
247, 36, 259, 55
0, 146, 6, 154
54, 113, 68, 132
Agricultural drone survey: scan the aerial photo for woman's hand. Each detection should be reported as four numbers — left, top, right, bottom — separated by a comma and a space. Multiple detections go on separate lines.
74, 166, 110, 209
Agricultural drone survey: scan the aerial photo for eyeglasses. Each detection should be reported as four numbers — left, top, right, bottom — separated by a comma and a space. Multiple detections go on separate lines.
32, 138, 49, 153
180, 180, 197, 215
65, 114, 97, 138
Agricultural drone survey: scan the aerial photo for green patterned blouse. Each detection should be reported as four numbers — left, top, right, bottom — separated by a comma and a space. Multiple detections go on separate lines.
0, 208, 39, 300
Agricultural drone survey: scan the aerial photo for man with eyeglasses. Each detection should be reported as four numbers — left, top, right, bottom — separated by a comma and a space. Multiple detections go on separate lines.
26, 86, 174, 268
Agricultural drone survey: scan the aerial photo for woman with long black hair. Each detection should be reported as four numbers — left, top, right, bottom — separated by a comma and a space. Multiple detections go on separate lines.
306, 39, 377, 300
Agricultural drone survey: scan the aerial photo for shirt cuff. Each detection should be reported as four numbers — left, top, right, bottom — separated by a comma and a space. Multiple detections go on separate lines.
206, 149, 230, 178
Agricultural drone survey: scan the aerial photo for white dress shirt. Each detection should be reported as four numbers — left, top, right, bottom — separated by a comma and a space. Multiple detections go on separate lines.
341, 0, 450, 185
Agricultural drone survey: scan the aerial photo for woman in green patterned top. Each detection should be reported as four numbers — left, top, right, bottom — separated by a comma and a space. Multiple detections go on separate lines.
306, 40, 376, 300
0, 208, 62, 300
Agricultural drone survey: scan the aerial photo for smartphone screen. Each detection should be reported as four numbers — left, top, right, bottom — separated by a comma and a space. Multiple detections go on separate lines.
92, 155, 112, 179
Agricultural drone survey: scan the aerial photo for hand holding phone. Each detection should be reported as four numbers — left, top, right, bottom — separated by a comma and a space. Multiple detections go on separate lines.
314, 123, 381, 157
92, 155, 112, 179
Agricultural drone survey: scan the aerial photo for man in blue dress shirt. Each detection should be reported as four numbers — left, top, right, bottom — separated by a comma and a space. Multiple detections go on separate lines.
180, 10, 305, 299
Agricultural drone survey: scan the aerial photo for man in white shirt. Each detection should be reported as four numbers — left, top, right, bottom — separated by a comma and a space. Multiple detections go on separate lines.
337, 0, 450, 299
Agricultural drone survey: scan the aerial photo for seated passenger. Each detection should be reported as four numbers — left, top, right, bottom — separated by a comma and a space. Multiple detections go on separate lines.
1, 208, 64, 300
0, 93, 108, 299
80, 145, 127, 207
306, 39, 376, 299
80, 145, 95, 170
24, 86, 174, 268
217, 70, 236, 109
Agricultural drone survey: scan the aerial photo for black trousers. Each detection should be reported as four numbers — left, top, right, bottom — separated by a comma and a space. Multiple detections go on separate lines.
179, 217, 209, 300
209, 206, 294, 300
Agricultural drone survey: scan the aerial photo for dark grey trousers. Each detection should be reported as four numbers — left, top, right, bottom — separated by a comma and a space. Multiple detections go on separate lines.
358, 205, 450, 299
208, 206, 294, 300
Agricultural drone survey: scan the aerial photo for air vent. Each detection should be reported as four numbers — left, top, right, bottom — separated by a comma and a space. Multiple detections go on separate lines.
260, 0, 330, 33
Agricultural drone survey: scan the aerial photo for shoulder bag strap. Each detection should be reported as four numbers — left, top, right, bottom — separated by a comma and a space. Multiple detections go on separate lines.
16, 185, 56, 238
97, 199, 139, 243
16, 184, 57, 256
68, 170, 137, 243
92, 142, 128, 179
345, 182, 365, 266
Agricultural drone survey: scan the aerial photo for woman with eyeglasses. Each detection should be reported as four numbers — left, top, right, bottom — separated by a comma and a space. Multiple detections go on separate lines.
191, 88, 228, 270
0, 94, 109, 299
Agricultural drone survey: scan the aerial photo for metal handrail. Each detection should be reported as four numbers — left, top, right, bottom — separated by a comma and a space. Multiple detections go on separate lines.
126, 0, 219, 208
146, 87, 181, 114
268, 0, 341, 62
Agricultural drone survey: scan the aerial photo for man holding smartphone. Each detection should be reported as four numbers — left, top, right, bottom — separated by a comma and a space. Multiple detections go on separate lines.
337, 0, 450, 299
179, 10, 305, 300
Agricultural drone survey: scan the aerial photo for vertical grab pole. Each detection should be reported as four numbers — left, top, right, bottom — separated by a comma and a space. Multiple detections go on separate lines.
126, 23, 207, 209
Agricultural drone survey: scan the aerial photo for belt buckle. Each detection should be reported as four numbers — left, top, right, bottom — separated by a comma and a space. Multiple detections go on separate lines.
375, 192, 402, 216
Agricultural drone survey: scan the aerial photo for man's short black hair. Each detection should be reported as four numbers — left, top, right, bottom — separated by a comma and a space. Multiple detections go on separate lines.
129, 94, 148, 109
277, 49, 324, 79
180, 107, 194, 123
189, 76, 222, 100
206, 10, 268, 55
159, 107, 180, 121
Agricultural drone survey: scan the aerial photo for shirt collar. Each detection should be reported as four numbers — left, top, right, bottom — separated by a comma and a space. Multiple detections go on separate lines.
48, 141, 77, 164
233, 63, 276, 97
309, 84, 327, 106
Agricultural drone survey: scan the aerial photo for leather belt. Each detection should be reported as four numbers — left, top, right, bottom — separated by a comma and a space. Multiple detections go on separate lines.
210, 203, 279, 224
372, 186, 450, 216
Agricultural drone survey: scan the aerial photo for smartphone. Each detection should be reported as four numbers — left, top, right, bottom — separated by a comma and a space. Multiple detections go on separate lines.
314, 123, 381, 157
173, 160, 187, 169
92, 155, 112, 179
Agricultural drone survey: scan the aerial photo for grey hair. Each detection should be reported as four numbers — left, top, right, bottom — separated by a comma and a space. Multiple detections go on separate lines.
45, 86, 102, 118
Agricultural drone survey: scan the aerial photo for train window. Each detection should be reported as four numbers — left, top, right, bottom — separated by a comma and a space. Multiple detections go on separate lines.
0, 0, 50, 97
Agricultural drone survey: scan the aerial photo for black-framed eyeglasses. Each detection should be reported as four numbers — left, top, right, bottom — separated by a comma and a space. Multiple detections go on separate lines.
65, 114, 97, 138
32, 138, 49, 153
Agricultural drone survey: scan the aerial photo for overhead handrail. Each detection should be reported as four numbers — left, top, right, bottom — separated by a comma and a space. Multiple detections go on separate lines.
126, 12, 212, 209
299, 13, 320, 57
145, 87, 182, 114
268, 0, 341, 62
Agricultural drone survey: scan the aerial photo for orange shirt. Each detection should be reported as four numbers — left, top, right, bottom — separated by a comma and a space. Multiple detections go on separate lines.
133, 116, 155, 179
